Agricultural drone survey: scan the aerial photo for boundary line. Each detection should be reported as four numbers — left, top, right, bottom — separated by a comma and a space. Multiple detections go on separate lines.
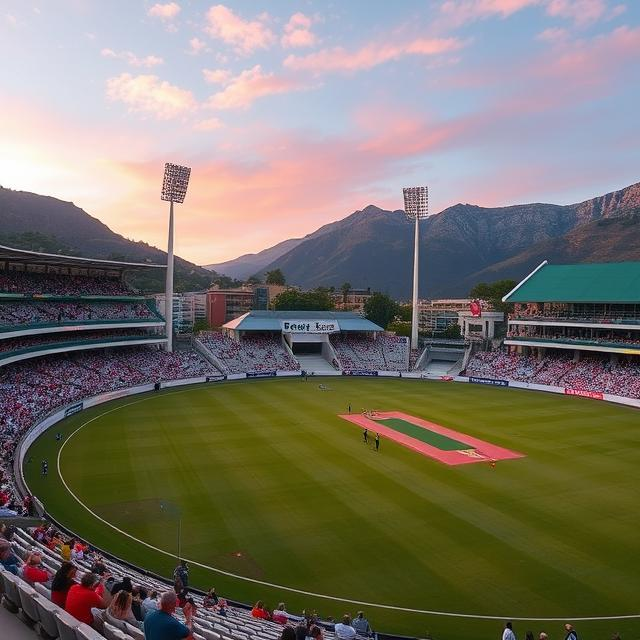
41, 385, 640, 622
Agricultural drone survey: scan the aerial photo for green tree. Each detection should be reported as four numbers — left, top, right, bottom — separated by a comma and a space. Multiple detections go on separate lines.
192, 319, 210, 334
469, 279, 517, 314
265, 269, 286, 285
386, 321, 411, 337
364, 293, 399, 329
397, 304, 412, 322
246, 274, 262, 285
272, 288, 335, 311
441, 322, 462, 339
340, 282, 352, 304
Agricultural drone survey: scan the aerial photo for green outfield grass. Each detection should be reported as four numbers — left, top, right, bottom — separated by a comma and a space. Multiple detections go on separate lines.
23, 378, 640, 639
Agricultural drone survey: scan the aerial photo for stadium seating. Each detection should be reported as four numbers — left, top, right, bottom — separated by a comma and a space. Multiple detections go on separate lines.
0, 330, 154, 355
196, 332, 300, 373
330, 334, 409, 371
0, 271, 133, 296
466, 351, 640, 398
0, 301, 160, 328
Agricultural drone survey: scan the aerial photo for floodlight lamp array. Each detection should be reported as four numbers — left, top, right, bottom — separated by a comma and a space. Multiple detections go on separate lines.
161, 163, 191, 203
403, 186, 429, 220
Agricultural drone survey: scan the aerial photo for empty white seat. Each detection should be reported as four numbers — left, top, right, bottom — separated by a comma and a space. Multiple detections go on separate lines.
55, 609, 82, 640
102, 621, 130, 640
76, 622, 107, 639
33, 594, 61, 639
17, 579, 40, 626
34, 581, 52, 599
124, 621, 145, 640
1, 569, 22, 611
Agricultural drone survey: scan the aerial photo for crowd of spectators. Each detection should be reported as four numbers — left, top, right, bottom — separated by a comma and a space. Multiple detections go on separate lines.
2, 523, 375, 640
197, 332, 300, 374
466, 351, 640, 398
0, 329, 156, 355
511, 302, 640, 324
0, 346, 220, 521
507, 328, 640, 348
0, 300, 159, 327
330, 334, 409, 371
0, 269, 134, 296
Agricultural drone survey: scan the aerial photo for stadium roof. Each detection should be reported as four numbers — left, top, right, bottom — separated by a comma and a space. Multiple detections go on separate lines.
0, 244, 165, 271
223, 310, 384, 332
503, 261, 640, 303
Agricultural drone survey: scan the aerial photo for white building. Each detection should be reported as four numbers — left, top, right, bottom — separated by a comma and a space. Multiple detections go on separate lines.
154, 292, 207, 333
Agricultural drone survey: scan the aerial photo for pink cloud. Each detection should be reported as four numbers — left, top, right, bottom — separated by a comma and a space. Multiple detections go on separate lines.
204, 5, 275, 55
202, 68, 232, 84
536, 26, 569, 41
193, 117, 224, 131
283, 36, 465, 74
148, 2, 181, 19
207, 65, 308, 110
281, 12, 317, 49
101, 48, 163, 68
106, 73, 195, 120
439, 0, 540, 26
188, 37, 207, 55
530, 25, 640, 87
545, 0, 607, 26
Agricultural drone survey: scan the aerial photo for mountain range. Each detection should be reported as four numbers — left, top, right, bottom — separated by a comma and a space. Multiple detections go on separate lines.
0, 186, 216, 292
2, 181, 639, 298
207, 181, 640, 298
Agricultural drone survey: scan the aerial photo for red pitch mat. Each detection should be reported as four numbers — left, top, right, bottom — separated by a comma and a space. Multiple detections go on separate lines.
338, 411, 525, 466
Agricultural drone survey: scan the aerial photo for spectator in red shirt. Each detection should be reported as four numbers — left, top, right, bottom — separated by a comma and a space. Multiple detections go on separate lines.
251, 600, 271, 620
51, 561, 77, 608
65, 572, 107, 625
23, 552, 52, 585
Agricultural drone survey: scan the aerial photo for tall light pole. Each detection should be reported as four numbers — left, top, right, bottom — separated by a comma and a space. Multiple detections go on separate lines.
161, 163, 191, 352
402, 186, 428, 351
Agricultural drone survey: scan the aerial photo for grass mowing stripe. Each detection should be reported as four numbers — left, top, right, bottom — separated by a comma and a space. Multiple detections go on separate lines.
375, 417, 472, 450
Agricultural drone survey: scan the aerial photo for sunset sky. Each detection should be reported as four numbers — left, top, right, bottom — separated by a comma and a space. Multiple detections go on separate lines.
1, 0, 639, 265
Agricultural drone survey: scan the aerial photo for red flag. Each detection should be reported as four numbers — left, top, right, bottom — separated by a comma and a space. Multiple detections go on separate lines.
470, 300, 482, 317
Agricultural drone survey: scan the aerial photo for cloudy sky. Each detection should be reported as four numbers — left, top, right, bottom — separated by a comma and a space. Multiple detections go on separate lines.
1, 1, 639, 264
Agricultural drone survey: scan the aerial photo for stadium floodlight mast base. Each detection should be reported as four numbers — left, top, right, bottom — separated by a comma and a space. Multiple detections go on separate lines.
402, 186, 428, 351
161, 163, 191, 353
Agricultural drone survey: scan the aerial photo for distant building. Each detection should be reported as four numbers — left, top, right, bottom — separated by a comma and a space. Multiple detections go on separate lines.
206, 285, 271, 326
154, 292, 207, 333
332, 287, 372, 312
418, 299, 476, 332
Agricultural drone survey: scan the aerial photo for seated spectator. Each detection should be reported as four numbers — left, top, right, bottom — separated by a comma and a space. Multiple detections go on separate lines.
106, 590, 143, 630
217, 597, 228, 617
272, 602, 290, 624
111, 575, 133, 595
251, 600, 271, 620
60, 538, 72, 562
51, 561, 77, 608
142, 590, 159, 618
22, 551, 52, 585
131, 586, 147, 622
144, 590, 191, 640
65, 572, 107, 625
0, 539, 21, 575
176, 588, 189, 608
352, 611, 371, 635
280, 627, 297, 640
335, 615, 357, 640
203, 586, 219, 608
309, 625, 324, 640
183, 596, 197, 628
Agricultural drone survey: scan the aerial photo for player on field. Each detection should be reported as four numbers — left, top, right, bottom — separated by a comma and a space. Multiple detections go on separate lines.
375, 433, 380, 452
363, 428, 368, 444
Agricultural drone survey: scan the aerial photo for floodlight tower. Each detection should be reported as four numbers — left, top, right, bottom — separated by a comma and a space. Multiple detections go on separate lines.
402, 186, 428, 351
161, 163, 191, 352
